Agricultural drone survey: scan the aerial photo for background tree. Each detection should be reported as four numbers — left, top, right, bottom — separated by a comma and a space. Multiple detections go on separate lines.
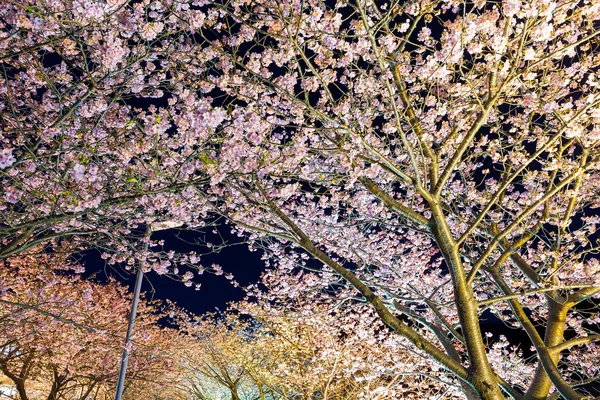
236, 268, 470, 400
176, 278, 466, 400
0, 251, 187, 400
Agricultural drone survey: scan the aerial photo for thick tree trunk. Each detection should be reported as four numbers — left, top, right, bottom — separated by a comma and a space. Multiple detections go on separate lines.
430, 204, 505, 400
230, 387, 241, 400
525, 301, 568, 400
0, 360, 30, 400
15, 380, 28, 400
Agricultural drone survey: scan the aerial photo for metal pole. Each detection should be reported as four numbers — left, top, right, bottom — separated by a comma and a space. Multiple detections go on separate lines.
114, 227, 150, 400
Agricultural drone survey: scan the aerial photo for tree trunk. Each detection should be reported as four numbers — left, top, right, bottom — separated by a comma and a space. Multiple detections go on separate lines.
0, 361, 29, 400
525, 301, 568, 400
15, 380, 28, 400
230, 387, 241, 400
430, 204, 505, 400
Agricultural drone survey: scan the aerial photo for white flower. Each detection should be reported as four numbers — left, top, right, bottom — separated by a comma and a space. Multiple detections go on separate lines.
0, 149, 15, 169
141, 22, 164, 40
72, 163, 86, 182
531, 22, 554, 42
399, 20, 410, 33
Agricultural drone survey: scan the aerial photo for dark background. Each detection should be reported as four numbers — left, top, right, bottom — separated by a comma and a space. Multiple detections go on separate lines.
83, 228, 264, 315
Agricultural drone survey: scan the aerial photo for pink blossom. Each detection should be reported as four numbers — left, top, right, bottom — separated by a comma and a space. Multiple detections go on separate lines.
188, 10, 205, 30
4, 187, 22, 204
141, 22, 164, 41
503, 0, 522, 17
522, 93, 537, 108
531, 22, 554, 42
212, 264, 223, 275
0, 149, 15, 169
73, 0, 105, 22
398, 20, 410, 33
99, 35, 129, 70
154, 260, 171, 275
417, 27, 432, 43
181, 186, 196, 198
71, 164, 86, 182
207, 108, 227, 128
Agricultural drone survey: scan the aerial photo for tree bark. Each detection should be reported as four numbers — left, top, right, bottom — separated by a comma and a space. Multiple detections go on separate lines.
525, 301, 568, 400
0, 364, 28, 400
430, 203, 505, 400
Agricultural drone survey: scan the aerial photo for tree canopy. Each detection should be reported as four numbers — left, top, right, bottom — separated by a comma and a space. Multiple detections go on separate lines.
1, 0, 600, 399
0, 252, 187, 400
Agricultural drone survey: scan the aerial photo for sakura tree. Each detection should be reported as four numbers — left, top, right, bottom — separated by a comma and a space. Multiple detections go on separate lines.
239, 274, 473, 400
182, 0, 600, 399
177, 289, 465, 400
0, 0, 222, 280
2, 0, 600, 399
0, 252, 187, 400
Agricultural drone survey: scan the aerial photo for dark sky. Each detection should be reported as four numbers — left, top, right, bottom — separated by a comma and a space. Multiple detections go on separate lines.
83, 228, 265, 315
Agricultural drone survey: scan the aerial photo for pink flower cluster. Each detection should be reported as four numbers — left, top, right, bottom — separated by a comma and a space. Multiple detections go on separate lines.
0, 149, 15, 169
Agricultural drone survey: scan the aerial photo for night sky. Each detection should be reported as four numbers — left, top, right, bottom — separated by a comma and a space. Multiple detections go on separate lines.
83, 228, 265, 315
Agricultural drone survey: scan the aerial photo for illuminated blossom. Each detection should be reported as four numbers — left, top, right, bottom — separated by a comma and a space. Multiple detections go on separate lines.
0, 149, 15, 169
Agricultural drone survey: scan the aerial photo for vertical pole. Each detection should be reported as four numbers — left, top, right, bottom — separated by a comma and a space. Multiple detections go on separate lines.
114, 226, 150, 400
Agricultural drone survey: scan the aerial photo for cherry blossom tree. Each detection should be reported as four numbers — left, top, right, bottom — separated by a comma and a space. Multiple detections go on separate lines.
0, 252, 187, 400
2, 0, 600, 399
181, 0, 600, 398
0, 0, 221, 281
177, 290, 465, 400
